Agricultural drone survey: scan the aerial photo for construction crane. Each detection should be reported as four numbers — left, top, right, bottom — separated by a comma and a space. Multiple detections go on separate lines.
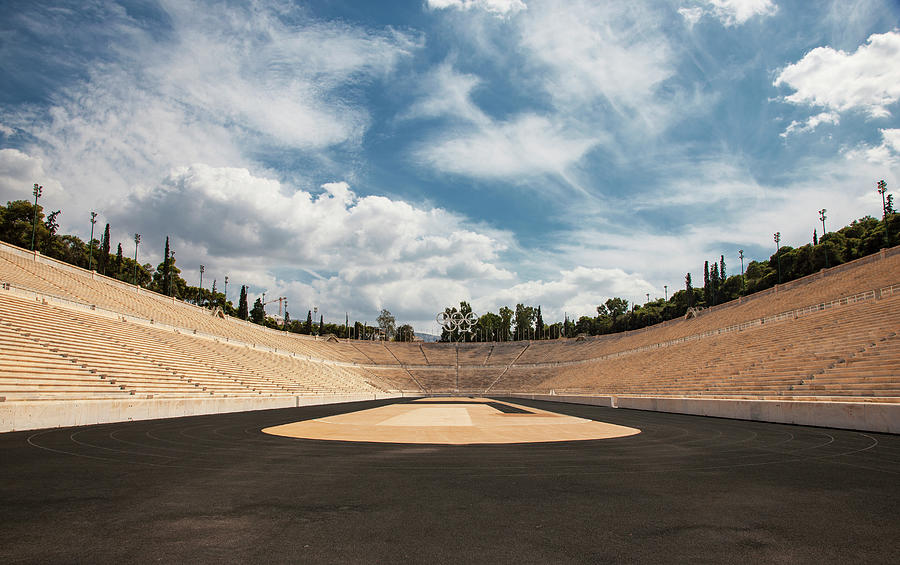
263, 296, 288, 317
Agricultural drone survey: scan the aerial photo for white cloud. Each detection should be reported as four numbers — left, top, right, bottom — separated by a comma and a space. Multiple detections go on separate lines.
0, 124, 14, 137
476, 266, 656, 323
403, 62, 489, 125
426, 0, 527, 16
113, 165, 516, 326
845, 128, 900, 166
707, 0, 777, 26
774, 30, 900, 118
678, 7, 705, 26
779, 111, 840, 138
519, 2, 672, 111
0, 149, 65, 204
1, 2, 420, 236
414, 114, 597, 178
678, 0, 777, 27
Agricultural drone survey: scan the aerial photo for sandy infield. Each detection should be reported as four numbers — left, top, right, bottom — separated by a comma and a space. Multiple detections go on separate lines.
263, 398, 641, 444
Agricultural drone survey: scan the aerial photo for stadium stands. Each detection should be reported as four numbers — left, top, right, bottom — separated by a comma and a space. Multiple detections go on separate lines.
0, 239, 897, 432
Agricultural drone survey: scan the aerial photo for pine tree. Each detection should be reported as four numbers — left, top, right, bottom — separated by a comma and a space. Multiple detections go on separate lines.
250, 298, 265, 324
99, 223, 110, 274
238, 285, 249, 320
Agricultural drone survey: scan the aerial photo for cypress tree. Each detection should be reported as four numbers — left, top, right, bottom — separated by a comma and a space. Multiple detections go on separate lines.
534, 306, 544, 340
703, 261, 710, 305
711, 262, 720, 306
813, 228, 818, 246
238, 285, 249, 320
305, 310, 313, 334
162, 237, 171, 296
319, 314, 324, 335
685, 273, 694, 308
115, 243, 123, 277
719, 255, 726, 281
99, 223, 110, 274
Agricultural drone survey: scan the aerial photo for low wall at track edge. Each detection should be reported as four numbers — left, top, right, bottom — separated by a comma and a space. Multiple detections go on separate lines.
0, 393, 423, 433
506, 394, 900, 434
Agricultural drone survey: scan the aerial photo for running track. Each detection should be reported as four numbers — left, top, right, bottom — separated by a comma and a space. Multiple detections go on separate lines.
1, 397, 897, 563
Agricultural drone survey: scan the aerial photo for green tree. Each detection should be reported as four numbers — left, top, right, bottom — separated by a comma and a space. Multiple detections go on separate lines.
534, 306, 544, 339
250, 298, 266, 324
498, 306, 513, 341
513, 304, 534, 340
305, 310, 313, 335
99, 223, 110, 274
238, 285, 249, 320
685, 272, 693, 308
395, 324, 415, 342
115, 243, 123, 277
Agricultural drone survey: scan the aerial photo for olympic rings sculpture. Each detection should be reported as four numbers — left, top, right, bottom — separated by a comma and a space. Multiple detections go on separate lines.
436, 310, 477, 334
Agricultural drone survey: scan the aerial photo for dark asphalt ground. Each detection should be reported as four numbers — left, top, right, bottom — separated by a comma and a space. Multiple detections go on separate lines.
1, 397, 898, 564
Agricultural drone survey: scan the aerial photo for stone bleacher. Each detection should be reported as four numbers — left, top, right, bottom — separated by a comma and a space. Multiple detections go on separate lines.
0, 239, 897, 404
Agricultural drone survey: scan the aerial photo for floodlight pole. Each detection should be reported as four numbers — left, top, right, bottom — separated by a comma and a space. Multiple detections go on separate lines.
739, 249, 745, 292
199, 265, 205, 306
133, 233, 141, 286
88, 212, 98, 271
877, 180, 888, 245
773, 232, 782, 284
30, 184, 42, 252
819, 209, 829, 268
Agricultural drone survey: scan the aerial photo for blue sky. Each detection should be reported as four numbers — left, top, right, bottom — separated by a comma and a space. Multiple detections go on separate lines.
1, 0, 899, 332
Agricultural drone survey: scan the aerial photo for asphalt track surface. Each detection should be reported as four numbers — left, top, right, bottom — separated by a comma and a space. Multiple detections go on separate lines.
1, 397, 898, 564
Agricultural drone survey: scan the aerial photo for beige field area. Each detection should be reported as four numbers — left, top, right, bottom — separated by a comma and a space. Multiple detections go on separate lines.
262, 398, 641, 444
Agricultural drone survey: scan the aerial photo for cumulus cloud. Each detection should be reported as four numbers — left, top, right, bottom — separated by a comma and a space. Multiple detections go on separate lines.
1, 1, 420, 226
0, 149, 65, 203
774, 30, 900, 118
476, 266, 656, 323
112, 165, 516, 324
779, 111, 840, 138
844, 128, 900, 166
426, 0, 527, 17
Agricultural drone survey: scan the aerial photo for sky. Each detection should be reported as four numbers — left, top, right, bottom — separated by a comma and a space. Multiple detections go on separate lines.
1, 0, 899, 333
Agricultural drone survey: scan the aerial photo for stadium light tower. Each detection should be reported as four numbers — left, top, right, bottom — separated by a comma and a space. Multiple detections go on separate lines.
88, 211, 98, 272
877, 180, 889, 245
133, 233, 141, 285
739, 249, 745, 291
169, 251, 175, 296
773, 232, 782, 284
877, 180, 888, 218
223, 275, 228, 303
30, 184, 42, 252
664, 285, 668, 301
819, 209, 829, 268
199, 265, 205, 306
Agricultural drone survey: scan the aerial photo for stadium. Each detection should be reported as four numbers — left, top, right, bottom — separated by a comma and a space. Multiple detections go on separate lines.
1, 237, 898, 562
3, 1, 900, 562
